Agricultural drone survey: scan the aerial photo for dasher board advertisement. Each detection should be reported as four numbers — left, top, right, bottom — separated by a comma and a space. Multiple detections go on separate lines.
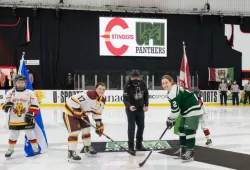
99, 17, 167, 57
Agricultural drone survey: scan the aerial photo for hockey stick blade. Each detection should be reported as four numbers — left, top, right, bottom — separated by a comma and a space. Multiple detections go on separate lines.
81, 117, 136, 156
138, 127, 168, 167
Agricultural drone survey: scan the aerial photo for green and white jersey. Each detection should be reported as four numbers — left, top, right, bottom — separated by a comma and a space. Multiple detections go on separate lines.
167, 85, 202, 119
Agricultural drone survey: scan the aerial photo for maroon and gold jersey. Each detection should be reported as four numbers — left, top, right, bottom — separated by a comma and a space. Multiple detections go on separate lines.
64, 90, 106, 120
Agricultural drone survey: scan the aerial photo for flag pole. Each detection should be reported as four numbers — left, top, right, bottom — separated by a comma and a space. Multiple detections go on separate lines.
18, 52, 25, 75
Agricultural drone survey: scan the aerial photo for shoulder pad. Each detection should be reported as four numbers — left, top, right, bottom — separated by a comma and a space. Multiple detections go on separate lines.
86, 90, 98, 100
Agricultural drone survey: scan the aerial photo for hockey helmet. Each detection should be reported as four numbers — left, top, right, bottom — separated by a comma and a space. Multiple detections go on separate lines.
14, 75, 27, 83
14, 75, 27, 91
192, 87, 202, 98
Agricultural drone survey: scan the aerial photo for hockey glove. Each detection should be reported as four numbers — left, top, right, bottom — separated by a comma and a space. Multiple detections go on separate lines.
95, 121, 104, 137
24, 112, 35, 124
72, 108, 84, 120
166, 117, 176, 129
4, 102, 14, 113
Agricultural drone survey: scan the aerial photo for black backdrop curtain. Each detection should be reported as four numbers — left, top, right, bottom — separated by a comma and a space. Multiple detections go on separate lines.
0, 7, 244, 89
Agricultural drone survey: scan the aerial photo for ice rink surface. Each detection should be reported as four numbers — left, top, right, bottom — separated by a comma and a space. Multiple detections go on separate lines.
0, 106, 250, 170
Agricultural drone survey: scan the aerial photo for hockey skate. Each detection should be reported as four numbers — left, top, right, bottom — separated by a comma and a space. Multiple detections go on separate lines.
5, 149, 14, 158
173, 146, 186, 159
83, 145, 97, 156
205, 139, 212, 146
34, 150, 39, 156
68, 150, 81, 161
181, 149, 194, 163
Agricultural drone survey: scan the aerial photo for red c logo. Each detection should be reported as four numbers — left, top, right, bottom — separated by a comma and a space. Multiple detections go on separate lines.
100, 18, 129, 56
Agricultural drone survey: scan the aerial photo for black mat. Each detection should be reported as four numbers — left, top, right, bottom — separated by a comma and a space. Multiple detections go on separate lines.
80, 140, 250, 170
80, 140, 171, 153
159, 140, 250, 170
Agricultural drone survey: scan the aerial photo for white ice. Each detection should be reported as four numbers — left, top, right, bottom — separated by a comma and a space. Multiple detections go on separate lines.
0, 106, 250, 170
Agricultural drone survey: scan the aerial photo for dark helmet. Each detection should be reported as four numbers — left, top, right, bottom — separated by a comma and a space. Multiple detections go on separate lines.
14, 75, 27, 83
14, 75, 27, 91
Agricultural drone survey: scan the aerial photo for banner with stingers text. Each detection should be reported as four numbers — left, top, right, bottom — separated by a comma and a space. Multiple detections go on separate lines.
99, 17, 167, 57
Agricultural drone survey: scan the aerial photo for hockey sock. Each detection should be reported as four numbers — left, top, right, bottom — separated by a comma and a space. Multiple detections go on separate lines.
185, 129, 196, 149
82, 127, 91, 146
29, 139, 38, 151
8, 139, 17, 150
82, 132, 91, 146
68, 134, 78, 150
179, 127, 186, 146
203, 129, 210, 139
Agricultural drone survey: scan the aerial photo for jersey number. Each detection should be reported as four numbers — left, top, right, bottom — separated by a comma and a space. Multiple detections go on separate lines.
78, 96, 85, 102
173, 101, 177, 108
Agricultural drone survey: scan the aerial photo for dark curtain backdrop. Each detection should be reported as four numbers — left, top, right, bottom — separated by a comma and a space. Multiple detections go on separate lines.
0, 7, 245, 89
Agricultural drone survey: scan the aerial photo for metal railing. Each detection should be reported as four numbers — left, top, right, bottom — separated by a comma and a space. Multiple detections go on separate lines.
73, 70, 199, 90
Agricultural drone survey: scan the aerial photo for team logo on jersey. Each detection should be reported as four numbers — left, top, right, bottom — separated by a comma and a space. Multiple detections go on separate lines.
13, 103, 26, 117
134, 92, 143, 100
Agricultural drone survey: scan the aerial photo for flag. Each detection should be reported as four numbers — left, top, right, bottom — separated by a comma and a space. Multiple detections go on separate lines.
18, 55, 48, 157
208, 67, 234, 82
179, 42, 191, 91
174, 42, 192, 135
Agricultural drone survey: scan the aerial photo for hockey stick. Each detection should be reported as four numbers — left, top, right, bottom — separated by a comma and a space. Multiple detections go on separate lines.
80, 117, 136, 156
124, 126, 168, 169
138, 127, 168, 167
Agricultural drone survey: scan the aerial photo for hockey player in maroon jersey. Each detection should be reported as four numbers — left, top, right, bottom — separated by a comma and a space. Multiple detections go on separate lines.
62, 82, 106, 161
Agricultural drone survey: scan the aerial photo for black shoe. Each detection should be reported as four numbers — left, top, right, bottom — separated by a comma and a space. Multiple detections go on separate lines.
136, 144, 148, 151
128, 148, 136, 156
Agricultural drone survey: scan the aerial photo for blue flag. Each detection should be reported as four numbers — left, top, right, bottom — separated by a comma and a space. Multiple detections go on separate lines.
18, 57, 48, 157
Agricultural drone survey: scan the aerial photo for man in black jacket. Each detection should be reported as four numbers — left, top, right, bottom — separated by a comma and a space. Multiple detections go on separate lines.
123, 69, 149, 154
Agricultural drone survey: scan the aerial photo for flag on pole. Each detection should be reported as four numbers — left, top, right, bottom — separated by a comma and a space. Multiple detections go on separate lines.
174, 42, 192, 135
179, 42, 192, 91
208, 67, 234, 82
18, 53, 48, 157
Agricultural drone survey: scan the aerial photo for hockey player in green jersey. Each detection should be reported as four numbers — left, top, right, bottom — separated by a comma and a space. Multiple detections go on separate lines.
162, 75, 203, 162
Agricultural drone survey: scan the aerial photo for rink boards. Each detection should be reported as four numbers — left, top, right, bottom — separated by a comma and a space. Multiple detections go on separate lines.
0, 89, 249, 107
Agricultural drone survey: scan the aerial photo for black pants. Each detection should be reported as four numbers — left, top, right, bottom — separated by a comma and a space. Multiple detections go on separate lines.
244, 91, 250, 104
232, 92, 239, 105
220, 91, 227, 105
126, 108, 145, 149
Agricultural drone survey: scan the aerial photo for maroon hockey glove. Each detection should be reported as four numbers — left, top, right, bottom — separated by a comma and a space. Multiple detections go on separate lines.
95, 122, 104, 137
